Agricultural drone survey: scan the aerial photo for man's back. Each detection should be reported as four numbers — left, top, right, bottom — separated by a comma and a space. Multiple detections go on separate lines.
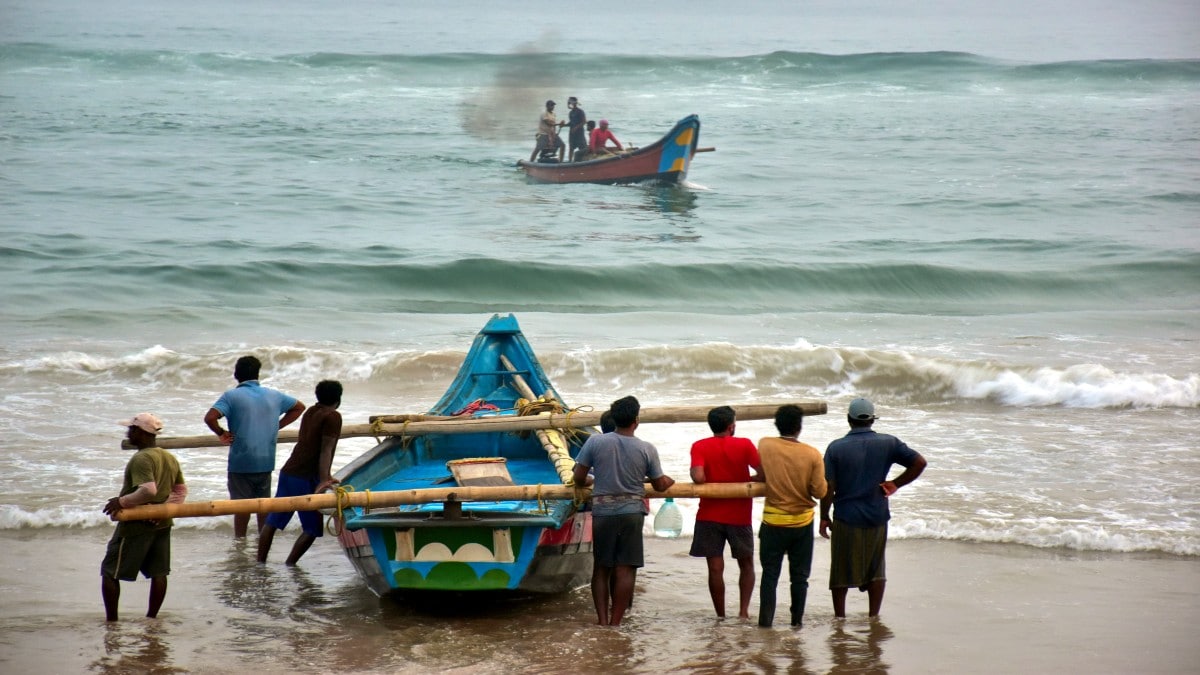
118, 447, 184, 534
213, 381, 297, 472
280, 403, 342, 478
579, 433, 658, 495
758, 437, 826, 514
825, 428, 918, 527
691, 435, 758, 525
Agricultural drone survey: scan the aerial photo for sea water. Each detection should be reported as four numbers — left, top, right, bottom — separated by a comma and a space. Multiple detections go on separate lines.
1, 2, 1198, 663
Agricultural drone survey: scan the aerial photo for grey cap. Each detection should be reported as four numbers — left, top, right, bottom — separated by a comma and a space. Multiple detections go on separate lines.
848, 397, 877, 420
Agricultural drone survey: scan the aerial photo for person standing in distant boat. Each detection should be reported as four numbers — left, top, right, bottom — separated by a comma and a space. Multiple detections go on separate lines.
689, 405, 762, 620
819, 398, 926, 618
101, 413, 187, 621
529, 99, 565, 163
204, 355, 305, 538
589, 119, 624, 156
565, 96, 587, 162
756, 404, 827, 628
257, 379, 343, 565
572, 395, 675, 626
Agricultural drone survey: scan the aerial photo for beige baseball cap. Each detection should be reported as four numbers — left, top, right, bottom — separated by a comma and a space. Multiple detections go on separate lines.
119, 412, 163, 434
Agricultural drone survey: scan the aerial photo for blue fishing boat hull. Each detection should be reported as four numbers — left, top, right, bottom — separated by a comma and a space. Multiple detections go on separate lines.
333, 314, 594, 597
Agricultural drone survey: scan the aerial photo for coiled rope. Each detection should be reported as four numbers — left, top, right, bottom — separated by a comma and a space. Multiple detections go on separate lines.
327, 484, 369, 536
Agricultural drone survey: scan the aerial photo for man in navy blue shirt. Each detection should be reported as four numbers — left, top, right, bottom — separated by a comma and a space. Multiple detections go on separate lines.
819, 398, 926, 618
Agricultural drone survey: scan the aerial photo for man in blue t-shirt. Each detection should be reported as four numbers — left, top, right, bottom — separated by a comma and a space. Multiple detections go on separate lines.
204, 355, 305, 538
819, 398, 926, 618
572, 395, 675, 626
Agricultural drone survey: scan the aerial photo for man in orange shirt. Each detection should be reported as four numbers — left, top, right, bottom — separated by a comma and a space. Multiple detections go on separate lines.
756, 404, 827, 628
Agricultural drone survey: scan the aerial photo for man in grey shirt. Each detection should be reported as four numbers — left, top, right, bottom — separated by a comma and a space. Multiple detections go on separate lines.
573, 395, 675, 626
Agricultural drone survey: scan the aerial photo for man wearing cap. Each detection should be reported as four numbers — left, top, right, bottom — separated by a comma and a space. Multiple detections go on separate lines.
529, 99, 565, 162
819, 398, 926, 618
564, 96, 587, 162
204, 355, 305, 538
101, 413, 187, 621
589, 119, 623, 156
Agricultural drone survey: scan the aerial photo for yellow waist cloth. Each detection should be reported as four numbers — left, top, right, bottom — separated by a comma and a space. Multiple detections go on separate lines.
762, 504, 814, 528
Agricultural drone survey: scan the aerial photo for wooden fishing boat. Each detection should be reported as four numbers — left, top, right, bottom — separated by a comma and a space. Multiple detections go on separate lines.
332, 314, 594, 596
518, 114, 702, 185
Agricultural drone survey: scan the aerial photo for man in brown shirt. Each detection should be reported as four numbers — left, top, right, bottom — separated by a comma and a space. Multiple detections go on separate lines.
257, 380, 343, 565
756, 404, 827, 628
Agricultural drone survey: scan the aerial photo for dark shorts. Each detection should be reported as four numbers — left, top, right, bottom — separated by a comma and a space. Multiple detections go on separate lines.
228, 471, 272, 500
536, 133, 564, 151
264, 472, 324, 537
828, 521, 888, 590
101, 527, 171, 581
689, 520, 755, 559
593, 513, 645, 568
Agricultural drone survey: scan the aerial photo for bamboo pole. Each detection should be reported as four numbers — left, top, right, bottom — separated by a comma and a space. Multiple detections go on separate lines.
113, 481, 766, 521
125, 401, 827, 450
497, 354, 574, 485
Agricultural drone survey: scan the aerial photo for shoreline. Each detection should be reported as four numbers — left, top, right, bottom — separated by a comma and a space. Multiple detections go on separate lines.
1, 528, 1197, 673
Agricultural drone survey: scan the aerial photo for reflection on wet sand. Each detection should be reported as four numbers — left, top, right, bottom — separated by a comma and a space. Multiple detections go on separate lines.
828, 617, 894, 674
97, 620, 183, 674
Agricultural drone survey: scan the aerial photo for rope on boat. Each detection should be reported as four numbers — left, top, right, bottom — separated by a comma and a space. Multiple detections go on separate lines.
328, 484, 355, 536
515, 396, 594, 485
327, 484, 371, 536
371, 417, 413, 445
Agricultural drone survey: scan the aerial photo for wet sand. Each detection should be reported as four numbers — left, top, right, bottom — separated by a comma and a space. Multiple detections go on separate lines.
1, 528, 1197, 674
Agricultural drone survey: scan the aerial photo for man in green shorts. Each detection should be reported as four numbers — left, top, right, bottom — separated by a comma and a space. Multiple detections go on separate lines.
101, 413, 187, 621
819, 398, 926, 618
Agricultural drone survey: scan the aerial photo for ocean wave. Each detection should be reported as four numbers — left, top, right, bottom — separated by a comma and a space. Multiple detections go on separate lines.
0, 504, 222, 531
5, 342, 1197, 410
892, 518, 1199, 557
6, 43, 1197, 87
5, 253, 1199, 318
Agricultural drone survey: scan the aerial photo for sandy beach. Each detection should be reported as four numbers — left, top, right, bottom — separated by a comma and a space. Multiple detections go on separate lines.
1, 527, 1196, 674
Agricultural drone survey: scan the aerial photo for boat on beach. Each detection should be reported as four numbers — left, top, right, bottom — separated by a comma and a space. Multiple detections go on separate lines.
518, 114, 703, 185
331, 314, 595, 596
111, 316, 825, 599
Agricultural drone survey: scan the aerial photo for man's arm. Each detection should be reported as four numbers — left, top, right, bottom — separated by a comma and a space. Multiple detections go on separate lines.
882, 452, 927, 496
818, 479, 837, 539
690, 466, 707, 483
204, 408, 234, 445
168, 483, 188, 504
751, 462, 765, 483
810, 454, 828, 499
649, 474, 675, 492
571, 462, 593, 487
315, 433, 340, 493
278, 400, 305, 429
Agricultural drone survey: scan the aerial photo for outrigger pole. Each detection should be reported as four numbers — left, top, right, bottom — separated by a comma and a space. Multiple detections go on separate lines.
112, 482, 767, 522
123, 401, 828, 450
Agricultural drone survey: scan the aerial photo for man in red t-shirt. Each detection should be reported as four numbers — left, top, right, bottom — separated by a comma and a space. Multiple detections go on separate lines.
588, 119, 623, 156
690, 405, 763, 619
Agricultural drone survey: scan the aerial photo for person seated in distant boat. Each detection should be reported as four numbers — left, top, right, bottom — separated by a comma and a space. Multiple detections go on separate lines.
589, 119, 624, 157
529, 99, 565, 163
